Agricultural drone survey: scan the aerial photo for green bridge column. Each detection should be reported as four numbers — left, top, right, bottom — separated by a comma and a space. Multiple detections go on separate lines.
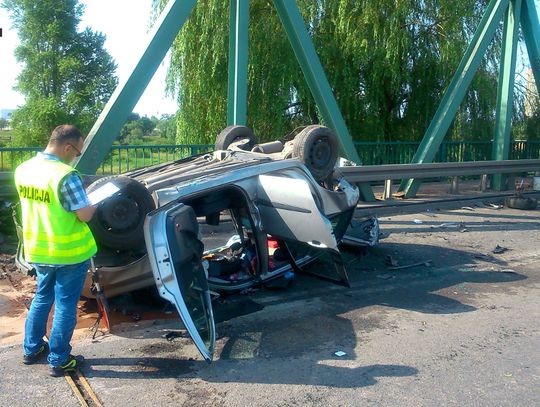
398, 0, 510, 198
272, 0, 375, 201
75, 0, 197, 174
492, 0, 522, 191
227, 0, 249, 126
521, 0, 540, 93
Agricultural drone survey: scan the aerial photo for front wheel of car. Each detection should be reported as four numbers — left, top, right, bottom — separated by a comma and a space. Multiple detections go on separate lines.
87, 176, 155, 250
215, 125, 257, 151
292, 125, 338, 181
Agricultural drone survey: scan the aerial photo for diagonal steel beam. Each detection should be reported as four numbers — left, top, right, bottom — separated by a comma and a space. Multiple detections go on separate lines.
76, 0, 197, 174
521, 0, 540, 94
272, 0, 375, 201
227, 0, 249, 125
398, 0, 510, 198
492, 0, 522, 191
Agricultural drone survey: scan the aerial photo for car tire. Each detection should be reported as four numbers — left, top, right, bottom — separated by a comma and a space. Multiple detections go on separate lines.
504, 195, 537, 210
215, 125, 257, 151
292, 125, 338, 181
87, 176, 155, 250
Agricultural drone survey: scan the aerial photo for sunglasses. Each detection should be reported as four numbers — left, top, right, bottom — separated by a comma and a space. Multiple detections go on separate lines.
67, 143, 82, 157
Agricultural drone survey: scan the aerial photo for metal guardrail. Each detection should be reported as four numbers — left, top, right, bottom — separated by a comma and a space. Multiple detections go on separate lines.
1, 140, 539, 172
2, 159, 538, 200
339, 159, 540, 182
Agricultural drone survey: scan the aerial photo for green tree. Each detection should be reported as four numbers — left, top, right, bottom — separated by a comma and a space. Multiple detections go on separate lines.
3, 0, 118, 147
153, 0, 504, 144
0, 118, 8, 130
118, 113, 158, 145
153, 114, 178, 144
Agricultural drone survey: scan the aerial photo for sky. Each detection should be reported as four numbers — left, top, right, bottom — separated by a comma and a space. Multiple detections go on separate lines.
0, 0, 178, 117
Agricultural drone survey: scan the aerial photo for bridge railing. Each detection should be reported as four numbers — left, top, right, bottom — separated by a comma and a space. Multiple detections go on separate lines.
1, 140, 539, 174
0, 144, 214, 174
93, 144, 213, 174
354, 140, 540, 165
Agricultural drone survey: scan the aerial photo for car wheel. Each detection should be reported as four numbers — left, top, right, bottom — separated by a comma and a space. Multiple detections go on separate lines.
504, 195, 537, 210
215, 125, 257, 151
87, 176, 155, 250
292, 125, 338, 181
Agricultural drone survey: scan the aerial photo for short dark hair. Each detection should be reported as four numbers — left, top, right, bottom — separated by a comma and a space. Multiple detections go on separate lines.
49, 125, 83, 145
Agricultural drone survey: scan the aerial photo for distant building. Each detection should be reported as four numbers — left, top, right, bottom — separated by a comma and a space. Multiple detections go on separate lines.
0, 109, 15, 120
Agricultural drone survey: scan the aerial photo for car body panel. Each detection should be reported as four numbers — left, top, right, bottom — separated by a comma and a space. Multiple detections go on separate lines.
256, 174, 337, 250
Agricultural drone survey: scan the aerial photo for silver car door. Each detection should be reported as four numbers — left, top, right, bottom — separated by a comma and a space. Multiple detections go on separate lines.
144, 203, 215, 362
256, 174, 337, 249
256, 174, 349, 285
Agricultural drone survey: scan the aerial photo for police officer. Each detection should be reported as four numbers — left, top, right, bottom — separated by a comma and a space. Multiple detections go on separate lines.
14, 124, 97, 377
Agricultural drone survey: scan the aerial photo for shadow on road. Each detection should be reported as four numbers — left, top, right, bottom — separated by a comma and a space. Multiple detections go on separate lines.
82, 355, 418, 388
79, 242, 525, 388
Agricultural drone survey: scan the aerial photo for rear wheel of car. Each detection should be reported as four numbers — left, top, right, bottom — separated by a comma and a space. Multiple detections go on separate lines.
87, 176, 155, 250
292, 125, 338, 181
215, 125, 257, 151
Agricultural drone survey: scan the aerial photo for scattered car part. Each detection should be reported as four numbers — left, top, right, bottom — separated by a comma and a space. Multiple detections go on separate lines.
504, 195, 537, 210
90, 258, 111, 338
493, 245, 510, 254
340, 216, 380, 248
505, 178, 538, 210
387, 260, 432, 270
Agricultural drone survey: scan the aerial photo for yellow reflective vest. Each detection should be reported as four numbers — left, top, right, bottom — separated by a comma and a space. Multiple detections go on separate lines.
14, 155, 97, 264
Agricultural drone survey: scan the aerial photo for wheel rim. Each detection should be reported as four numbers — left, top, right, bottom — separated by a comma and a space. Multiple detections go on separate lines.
98, 194, 140, 232
308, 137, 332, 170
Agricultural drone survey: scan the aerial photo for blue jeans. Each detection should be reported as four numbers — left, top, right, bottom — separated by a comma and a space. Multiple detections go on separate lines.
23, 261, 89, 367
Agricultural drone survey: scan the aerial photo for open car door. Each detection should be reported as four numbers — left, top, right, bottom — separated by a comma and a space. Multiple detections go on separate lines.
256, 174, 350, 286
144, 203, 216, 362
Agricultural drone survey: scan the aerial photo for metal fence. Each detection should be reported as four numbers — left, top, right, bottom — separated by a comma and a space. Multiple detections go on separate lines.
354, 140, 540, 165
1, 140, 539, 174
94, 144, 213, 174
0, 144, 214, 174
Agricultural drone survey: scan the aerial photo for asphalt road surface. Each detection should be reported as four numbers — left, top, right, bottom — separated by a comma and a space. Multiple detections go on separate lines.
1, 204, 539, 406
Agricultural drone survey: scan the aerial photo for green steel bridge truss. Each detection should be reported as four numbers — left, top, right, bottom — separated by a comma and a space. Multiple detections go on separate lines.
75, 0, 540, 201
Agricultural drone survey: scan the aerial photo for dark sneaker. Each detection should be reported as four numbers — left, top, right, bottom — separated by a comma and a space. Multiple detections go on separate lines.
23, 343, 49, 365
49, 355, 85, 377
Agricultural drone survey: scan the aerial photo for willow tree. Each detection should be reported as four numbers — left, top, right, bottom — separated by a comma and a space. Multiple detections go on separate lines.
153, 0, 501, 144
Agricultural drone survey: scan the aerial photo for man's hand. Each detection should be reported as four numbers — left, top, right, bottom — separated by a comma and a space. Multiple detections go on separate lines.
76, 205, 96, 222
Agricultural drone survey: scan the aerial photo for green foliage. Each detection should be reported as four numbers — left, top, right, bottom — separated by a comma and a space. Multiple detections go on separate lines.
152, 0, 506, 144
152, 114, 178, 143
0, 130, 13, 147
3, 0, 118, 147
0, 118, 8, 130
9, 98, 70, 147
117, 113, 179, 146
523, 110, 540, 140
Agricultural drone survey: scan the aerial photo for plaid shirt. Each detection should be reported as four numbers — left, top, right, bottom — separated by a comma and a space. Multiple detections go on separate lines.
37, 152, 91, 211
